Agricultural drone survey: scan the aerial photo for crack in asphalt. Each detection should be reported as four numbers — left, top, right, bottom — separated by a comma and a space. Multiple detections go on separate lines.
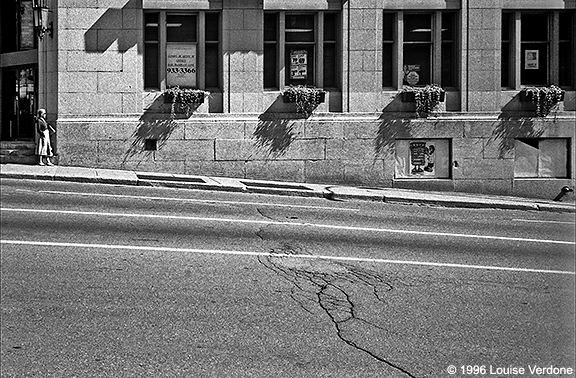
258, 245, 418, 378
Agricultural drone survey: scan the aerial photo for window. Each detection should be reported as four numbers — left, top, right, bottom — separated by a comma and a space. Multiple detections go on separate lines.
144, 11, 220, 90
383, 11, 456, 89
501, 11, 574, 88
514, 139, 570, 178
264, 12, 339, 90
0, 0, 36, 53
395, 139, 451, 179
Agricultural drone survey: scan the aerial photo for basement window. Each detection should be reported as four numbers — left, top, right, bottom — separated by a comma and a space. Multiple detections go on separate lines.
144, 139, 157, 151
514, 138, 569, 178
395, 139, 451, 179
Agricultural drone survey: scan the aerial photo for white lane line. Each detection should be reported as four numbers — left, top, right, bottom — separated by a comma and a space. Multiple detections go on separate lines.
513, 218, 575, 225
35, 190, 360, 212
2, 240, 574, 276
2, 207, 575, 245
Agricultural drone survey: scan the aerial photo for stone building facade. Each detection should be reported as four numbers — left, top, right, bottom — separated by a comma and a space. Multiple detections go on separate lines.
1, 0, 575, 199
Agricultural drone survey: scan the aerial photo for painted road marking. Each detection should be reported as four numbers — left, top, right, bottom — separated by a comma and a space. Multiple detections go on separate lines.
2, 207, 574, 245
513, 218, 575, 225
1, 240, 574, 276
30, 190, 360, 212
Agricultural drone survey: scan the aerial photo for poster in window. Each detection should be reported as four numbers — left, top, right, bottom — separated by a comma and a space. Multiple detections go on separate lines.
290, 50, 308, 79
403, 64, 420, 85
166, 44, 197, 87
394, 139, 450, 178
525, 50, 539, 70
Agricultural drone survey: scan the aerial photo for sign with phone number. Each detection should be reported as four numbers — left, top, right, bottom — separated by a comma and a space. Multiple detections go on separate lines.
166, 43, 197, 87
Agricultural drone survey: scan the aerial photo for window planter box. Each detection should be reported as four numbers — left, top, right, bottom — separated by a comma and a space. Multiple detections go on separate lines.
401, 89, 445, 103
164, 89, 205, 104
283, 90, 326, 104
519, 85, 565, 117
399, 84, 446, 116
520, 88, 565, 102
281, 86, 326, 116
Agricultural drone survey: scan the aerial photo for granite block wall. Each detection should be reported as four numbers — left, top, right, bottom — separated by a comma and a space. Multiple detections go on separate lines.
49, 0, 575, 199
56, 111, 575, 198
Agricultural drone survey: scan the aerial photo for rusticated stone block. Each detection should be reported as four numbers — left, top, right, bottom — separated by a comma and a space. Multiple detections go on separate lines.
343, 121, 380, 139
304, 121, 345, 139
305, 160, 345, 183
483, 138, 514, 159
326, 139, 380, 160
59, 93, 123, 115
185, 161, 246, 178
185, 121, 245, 140
344, 159, 387, 186
215, 139, 267, 161
245, 160, 305, 182
459, 158, 514, 179
91, 121, 141, 141
57, 142, 99, 167
156, 140, 214, 161
452, 137, 484, 160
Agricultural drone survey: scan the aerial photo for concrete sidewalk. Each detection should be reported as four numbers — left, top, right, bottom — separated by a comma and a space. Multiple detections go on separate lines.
1, 163, 574, 213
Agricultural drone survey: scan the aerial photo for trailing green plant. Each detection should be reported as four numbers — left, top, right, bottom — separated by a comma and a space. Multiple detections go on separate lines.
164, 86, 207, 117
282, 85, 326, 117
522, 85, 564, 117
402, 84, 445, 117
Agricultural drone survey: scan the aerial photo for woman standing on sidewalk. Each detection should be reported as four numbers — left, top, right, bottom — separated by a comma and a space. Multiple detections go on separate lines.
35, 109, 55, 166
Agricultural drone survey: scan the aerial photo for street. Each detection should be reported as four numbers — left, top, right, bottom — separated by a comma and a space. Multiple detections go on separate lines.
1, 178, 575, 378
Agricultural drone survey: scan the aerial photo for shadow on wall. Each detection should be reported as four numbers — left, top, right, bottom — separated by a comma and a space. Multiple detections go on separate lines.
491, 116, 539, 158
374, 94, 422, 157
374, 114, 414, 157
251, 95, 308, 158
122, 95, 186, 168
84, 0, 142, 54
491, 94, 540, 158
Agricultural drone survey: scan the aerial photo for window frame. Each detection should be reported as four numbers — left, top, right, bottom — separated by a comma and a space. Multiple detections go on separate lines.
263, 11, 340, 91
144, 10, 221, 91
514, 138, 571, 179
383, 10, 458, 90
501, 10, 575, 89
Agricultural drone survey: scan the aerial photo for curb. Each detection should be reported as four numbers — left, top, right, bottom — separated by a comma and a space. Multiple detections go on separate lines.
1, 164, 574, 213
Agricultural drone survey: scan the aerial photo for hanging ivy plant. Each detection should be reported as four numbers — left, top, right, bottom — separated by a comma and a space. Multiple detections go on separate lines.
521, 85, 565, 117
282, 85, 326, 117
164, 86, 207, 117
401, 84, 445, 117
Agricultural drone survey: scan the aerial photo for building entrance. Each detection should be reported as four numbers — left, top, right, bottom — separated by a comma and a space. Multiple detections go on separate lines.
1, 67, 37, 141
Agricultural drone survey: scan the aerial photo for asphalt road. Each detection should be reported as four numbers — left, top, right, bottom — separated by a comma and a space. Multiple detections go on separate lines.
1, 178, 575, 378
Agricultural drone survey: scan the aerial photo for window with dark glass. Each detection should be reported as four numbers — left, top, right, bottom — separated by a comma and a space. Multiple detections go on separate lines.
403, 14, 432, 86
501, 11, 574, 89
0, 0, 36, 53
263, 12, 339, 90
383, 11, 456, 89
521, 13, 548, 85
285, 14, 315, 86
205, 13, 220, 88
264, 13, 278, 89
559, 12, 574, 88
441, 13, 455, 87
501, 12, 511, 87
144, 13, 159, 89
323, 13, 337, 88
144, 11, 220, 91
382, 13, 394, 88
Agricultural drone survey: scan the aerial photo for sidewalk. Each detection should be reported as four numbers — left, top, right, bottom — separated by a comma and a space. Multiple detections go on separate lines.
1, 163, 574, 213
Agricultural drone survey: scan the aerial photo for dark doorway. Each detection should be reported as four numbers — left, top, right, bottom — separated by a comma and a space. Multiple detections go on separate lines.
1, 67, 37, 141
